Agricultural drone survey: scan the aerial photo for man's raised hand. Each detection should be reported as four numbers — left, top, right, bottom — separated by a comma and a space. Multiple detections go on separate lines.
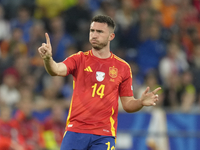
38, 33, 52, 60
141, 87, 161, 106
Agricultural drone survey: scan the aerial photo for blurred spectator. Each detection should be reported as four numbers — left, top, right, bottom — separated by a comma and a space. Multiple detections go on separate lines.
49, 16, 75, 62
159, 42, 189, 87
151, 0, 162, 11
18, 85, 34, 103
28, 20, 46, 66
136, 22, 166, 77
0, 27, 27, 64
152, 10, 172, 44
14, 99, 45, 150
180, 70, 196, 112
62, 0, 91, 46
20, 74, 38, 94
25, 20, 48, 93
88, 0, 116, 13
93, 0, 117, 18
123, 7, 151, 49
0, 4, 11, 41
0, 4, 11, 71
0, 106, 24, 150
163, 69, 196, 112
61, 75, 73, 101
114, 0, 139, 49
176, 0, 200, 61
132, 0, 146, 9
0, 0, 23, 19
193, 0, 200, 20
0, 0, 35, 19
190, 43, 200, 102
176, 0, 198, 31
129, 61, 143, 97
160, 0, 178, 28
13, 55, 30, 79
181, 26, 200, 61
137, 7, 153, 42
115, 0, 137, 31
42, 103, 66, 150
42, 76, 65, 99
10, 5, 34, 43
163, 74, 182, 110
35, 76, 69, 111
0, 67, 20, 107
146, 107, 169, 150
34, 0, 77, 20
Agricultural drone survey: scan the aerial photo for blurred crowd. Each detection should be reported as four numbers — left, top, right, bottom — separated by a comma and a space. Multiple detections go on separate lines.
0, 0, 200, 149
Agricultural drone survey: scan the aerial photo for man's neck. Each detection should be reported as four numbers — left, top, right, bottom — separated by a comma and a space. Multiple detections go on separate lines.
92, 46, 111, 59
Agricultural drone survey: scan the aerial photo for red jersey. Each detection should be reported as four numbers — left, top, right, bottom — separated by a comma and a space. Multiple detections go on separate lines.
62, 50, 133, 137
15, 110, 45, 150
0, 119, 24, 150
43, 117, 65, 146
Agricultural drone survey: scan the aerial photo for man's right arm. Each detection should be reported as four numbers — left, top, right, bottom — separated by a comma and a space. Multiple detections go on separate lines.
38, 33, 67, 76
43, 57, 67, 76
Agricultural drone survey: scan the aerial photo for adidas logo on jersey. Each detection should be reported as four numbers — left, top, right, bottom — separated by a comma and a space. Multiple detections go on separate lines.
84, 66, 93, 72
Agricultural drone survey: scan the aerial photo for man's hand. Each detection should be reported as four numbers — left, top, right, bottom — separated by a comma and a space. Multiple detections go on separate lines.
38, 33, 52, 60
141, 87, 161, 106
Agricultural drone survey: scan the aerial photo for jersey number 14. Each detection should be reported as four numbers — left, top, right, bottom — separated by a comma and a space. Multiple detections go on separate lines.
91, 83, 105, 98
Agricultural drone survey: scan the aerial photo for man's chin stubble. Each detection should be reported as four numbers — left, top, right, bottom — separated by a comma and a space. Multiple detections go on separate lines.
91, 43, 107, 50
92, 46, 101, 50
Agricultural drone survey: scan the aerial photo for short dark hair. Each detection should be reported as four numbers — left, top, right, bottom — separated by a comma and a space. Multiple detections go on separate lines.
91, 15, 115, 30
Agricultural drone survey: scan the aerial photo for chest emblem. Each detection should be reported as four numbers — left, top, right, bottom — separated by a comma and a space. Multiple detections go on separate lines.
96, 71, 105, 82
109, 66, 118, 78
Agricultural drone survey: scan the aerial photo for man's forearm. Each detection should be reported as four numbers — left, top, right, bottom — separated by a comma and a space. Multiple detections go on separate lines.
43, 57, 58, 76
122, 98, 144, 113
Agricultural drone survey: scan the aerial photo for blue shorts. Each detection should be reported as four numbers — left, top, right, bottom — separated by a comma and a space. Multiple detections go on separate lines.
60, 131, 115, 150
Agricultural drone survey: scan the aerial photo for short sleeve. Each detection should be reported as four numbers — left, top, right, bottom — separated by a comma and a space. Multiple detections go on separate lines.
62, 51, 82, 76
119, 64, 133, 97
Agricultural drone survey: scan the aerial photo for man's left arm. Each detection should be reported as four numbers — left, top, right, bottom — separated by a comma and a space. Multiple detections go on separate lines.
120, 87, 161, 113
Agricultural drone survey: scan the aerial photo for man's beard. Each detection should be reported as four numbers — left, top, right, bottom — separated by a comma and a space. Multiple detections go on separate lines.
90, 40, 108, 50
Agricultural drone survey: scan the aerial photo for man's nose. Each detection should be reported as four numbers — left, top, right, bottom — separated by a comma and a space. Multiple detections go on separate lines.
92, 31, 98, 38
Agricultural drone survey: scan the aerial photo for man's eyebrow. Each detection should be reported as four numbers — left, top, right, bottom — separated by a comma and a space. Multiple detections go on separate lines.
96, 29, 103, 32
90, 29, 104, 32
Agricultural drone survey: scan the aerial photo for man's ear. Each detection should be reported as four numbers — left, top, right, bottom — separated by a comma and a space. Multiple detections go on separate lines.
109, 33, 115, 41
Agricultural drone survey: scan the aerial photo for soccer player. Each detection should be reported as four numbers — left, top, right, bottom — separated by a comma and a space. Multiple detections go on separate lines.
38, 15, 161, 150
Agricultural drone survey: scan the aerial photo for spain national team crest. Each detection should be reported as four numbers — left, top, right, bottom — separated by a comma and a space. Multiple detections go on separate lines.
96, 71, 105, 82
109, 66, 118, 78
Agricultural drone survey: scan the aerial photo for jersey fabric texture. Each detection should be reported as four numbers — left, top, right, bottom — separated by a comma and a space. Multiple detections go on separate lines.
62, 50, 133, 137
60, 131, 115, 150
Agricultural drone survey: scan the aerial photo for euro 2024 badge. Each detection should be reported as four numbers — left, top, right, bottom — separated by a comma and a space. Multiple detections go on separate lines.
96, 71, 105, 82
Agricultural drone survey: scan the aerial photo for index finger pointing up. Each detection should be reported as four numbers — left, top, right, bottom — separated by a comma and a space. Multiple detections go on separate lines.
152, 87, 162, 94
45, 33, 51, 46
